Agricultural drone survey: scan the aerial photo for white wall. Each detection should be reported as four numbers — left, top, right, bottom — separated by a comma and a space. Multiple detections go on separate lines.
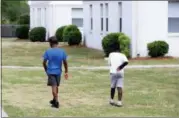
167, 2, 179, 57
133, 1, 168, 57
84, 1, 132, 50
29, 2, 83, 40
84, 1, 103, 50
167, 34, 179, 57
84, 1, 179, 58
50, 4, 83, 37
50, 5, 72, 36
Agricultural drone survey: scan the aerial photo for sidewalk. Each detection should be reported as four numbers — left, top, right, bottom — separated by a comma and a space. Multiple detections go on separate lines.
0, 106, 8, 117
2, 65, 179, 70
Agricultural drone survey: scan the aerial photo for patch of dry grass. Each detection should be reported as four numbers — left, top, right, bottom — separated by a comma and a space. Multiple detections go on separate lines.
2, 68, 179, 116
2, 38, 179, 67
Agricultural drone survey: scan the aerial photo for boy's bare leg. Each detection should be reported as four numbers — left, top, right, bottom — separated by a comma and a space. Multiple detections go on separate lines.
110, 88, 115, 99
56, 87, 58, 100
110, 88, 115, 105
117, 87, 122, 101
52, 86, 58, 102
116, 87, 123, 107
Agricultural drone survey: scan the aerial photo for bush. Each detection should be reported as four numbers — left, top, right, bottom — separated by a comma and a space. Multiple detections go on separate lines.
16, 25, 29, 39
102, 32, 131, 57
147, 40, 169, 57
63, 25, 82, 45
102, 33, 120, 57
118, 33, 130, 58
18, 14, 30, 25
55, 25, 67, 42
29, 27, 46, 42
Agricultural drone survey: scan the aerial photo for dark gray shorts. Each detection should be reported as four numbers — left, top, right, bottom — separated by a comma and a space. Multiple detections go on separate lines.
47, 74, 61, 86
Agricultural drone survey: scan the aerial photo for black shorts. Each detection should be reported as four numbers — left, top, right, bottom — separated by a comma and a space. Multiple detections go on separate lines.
47, 74, 61, 86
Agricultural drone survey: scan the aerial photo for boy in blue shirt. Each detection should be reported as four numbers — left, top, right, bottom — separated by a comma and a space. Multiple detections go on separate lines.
43, 36, 68, 108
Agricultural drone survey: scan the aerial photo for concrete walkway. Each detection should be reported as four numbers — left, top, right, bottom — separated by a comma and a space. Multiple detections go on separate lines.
2, 65, 179, 70
0, 106, 8, 117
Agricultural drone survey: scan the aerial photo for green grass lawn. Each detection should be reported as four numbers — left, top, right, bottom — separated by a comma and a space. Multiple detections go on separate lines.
2, 68, 179, 117
2, 38, 179, 67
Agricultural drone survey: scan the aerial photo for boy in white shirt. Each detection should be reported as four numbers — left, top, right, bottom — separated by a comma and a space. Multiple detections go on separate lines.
108, 48, 129, 107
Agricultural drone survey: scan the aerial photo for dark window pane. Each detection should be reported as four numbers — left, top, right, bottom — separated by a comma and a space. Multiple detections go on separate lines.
119, 18, 122, 32
72, 18, 83, 27
101, 18, 103, 31
168, 18, 179, 33
91, 18, 93, 30
106, 18, 108, 31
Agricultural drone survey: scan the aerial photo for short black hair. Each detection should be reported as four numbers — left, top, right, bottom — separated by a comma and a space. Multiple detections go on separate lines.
111, 43, 121, 52
48, 36, 58, 46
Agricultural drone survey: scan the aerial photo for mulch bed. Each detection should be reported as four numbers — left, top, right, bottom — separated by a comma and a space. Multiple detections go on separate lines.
130, 56, 174, 60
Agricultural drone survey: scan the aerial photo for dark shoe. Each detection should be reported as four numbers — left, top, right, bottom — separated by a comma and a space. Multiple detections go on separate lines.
52, 101, 59, 108
49, 99, 55, 105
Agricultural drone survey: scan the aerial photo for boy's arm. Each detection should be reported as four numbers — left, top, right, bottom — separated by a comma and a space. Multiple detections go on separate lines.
63, 60, 68, 73
43, 60, 47, 72
42, 51, 48, 73
117, 61, 128, 70
63, 51, 68, 79
117, 54, 129, 70
108, 54, 111, 66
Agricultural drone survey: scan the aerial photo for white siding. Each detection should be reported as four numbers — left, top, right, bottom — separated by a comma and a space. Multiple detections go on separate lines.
72, 8, 83, 28
83, 1, 127, 50
133, 1, 168, 57
29, 2, 83, 39
84, 1, 179, 57
168, 2, 179, 33
167, 2, 179, 57
167, 34, 179, 57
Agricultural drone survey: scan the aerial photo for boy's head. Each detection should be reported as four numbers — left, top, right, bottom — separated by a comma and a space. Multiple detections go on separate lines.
48, 36, 58, 47
111, 43, 121, 52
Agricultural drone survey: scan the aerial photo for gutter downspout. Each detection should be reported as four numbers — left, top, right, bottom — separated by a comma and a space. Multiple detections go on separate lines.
135, 1, 139, 57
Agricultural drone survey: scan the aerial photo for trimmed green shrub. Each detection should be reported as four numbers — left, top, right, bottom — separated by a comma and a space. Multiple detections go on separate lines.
63, 25, 82, 45
18, 14, 30, 25
102, 32, 131, 57
55, 25, 67, 42
29, 27, 46, 42
118, 33, 130, 58
16, 25, 29, 39
147, 40, 169, 57
102, 33, 120, 57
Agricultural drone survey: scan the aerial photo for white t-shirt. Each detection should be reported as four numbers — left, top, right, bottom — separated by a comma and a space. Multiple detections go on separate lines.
108, 52, 128, 74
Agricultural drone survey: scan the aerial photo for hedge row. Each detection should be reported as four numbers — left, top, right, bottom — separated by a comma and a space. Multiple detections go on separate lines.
16, 24, 82, 45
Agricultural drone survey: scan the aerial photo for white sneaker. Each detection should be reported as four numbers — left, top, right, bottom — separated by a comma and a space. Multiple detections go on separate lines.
109, 99, 115, 105
116, 101, 122, 107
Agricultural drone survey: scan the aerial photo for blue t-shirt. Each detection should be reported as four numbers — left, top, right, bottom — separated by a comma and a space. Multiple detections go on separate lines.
43, 48, 67, 75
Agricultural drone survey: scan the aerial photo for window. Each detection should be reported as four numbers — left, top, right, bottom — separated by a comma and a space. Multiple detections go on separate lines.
90, 5, 93, 30
168, 18, 179, 33
72, 18, 83, 27
119, 2, 122, 32
72, 8, 83, 27
37, 8, 41, 26
44, 8, 46, 27
32, 8, 35, 27
168, 2, 179, 33
100, 4, 104, 31
105, 3, 109, 31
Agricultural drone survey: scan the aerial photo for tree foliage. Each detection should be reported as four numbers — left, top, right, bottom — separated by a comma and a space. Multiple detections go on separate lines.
1, 0, 29, 24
